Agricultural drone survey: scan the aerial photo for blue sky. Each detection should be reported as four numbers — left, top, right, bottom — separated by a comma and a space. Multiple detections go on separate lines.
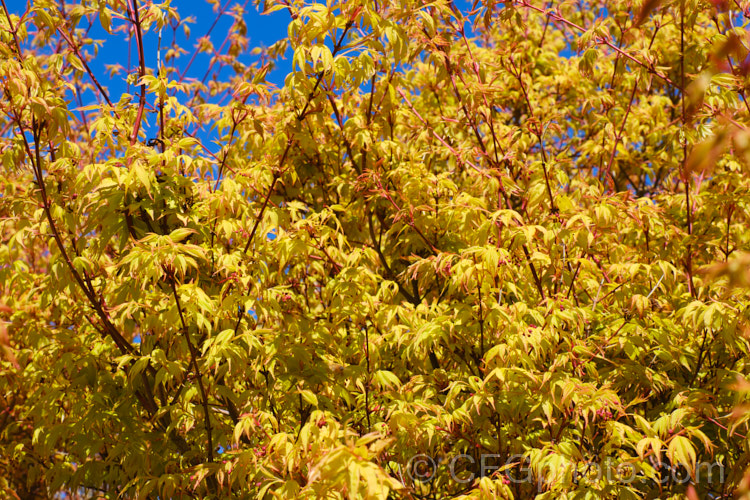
5, 1, 491, 144
9, 1, 483, 101
6, 1, 294, 161
118, 1, 292, 86
96, 2, 291, 104
9, 1, 291, 106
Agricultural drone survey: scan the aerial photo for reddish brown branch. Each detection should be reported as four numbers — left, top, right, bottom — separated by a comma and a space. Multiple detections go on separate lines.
604, 77, 640, 189
127, 0, 147, 146
56, 27, 115, 110
242, 20, 355, 254
168, 276, 215, 471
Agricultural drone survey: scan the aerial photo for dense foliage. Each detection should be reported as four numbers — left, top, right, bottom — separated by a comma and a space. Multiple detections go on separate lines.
2, 0, 750, 498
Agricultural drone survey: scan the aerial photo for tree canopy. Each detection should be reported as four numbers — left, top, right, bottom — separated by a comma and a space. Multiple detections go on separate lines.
2, 0, 750, 498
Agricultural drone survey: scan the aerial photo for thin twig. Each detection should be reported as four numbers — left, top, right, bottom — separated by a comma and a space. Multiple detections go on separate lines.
169, 277, 215, 470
